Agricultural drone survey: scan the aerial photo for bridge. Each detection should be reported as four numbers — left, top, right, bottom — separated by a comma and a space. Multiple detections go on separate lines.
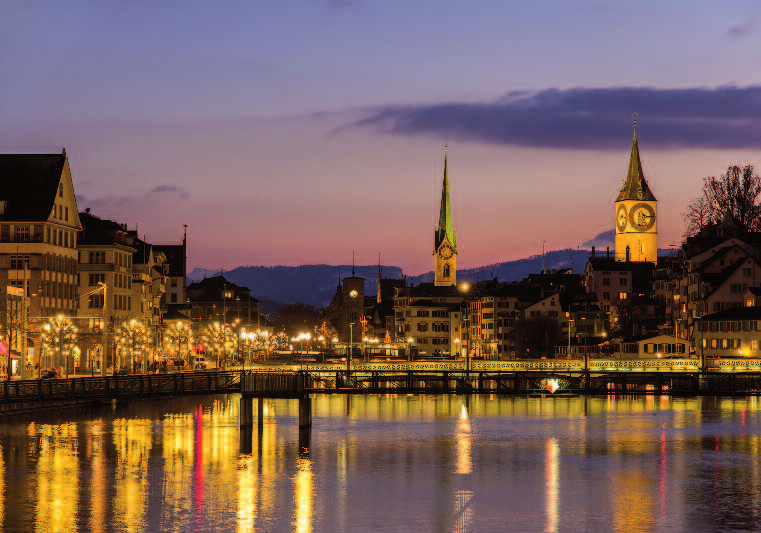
2, 358, 761, 409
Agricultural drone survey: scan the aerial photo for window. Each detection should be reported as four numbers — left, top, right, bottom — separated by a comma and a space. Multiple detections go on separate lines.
416, 310, 430, 317
10, 255, 29, 270
89, 273, 105, 286
744, 267, 753, 277
619, 293, 628, 300
432, 323, 449, 332
58, 184, 63, 197
603, 278, 611, 286
89, 294, 104, 308
730, 284, 745, 293
416, 323, 428, 332
90, 251, 105, 264
602, 292, 610, 300
443, 263, 450, 278
432, 310, 447, 317
171, 279, 178, 287
15, 226, 29, 242
619, 278, 628, 286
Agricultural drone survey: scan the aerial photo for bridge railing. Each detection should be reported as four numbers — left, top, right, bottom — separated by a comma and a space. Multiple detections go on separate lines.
0, 371, 243, 403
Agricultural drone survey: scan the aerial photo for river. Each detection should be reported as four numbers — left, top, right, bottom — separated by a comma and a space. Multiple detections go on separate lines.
0, 394, 760, 532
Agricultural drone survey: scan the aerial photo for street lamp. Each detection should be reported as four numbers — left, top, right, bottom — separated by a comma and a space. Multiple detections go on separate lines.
674, 294, 681, 357
407, 336, 414, 362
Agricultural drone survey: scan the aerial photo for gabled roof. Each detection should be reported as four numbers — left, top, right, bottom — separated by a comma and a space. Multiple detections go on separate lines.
616, 130, 656, 202
78, 212, 135, 248
0, 153, 66, 221
434, 149, 457, 253
696, 305, 761, 322
154, 242, 185, 277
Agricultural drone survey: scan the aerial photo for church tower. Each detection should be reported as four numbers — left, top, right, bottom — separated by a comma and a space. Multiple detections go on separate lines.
615, 126, 657, 263
434, 146, 458, 286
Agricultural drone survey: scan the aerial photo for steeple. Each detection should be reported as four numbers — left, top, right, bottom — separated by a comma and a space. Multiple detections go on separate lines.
616, 128, 656, 202
434, 146, 457, 253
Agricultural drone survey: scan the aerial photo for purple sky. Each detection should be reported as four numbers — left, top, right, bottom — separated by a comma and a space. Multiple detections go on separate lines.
3, 1, 761, 275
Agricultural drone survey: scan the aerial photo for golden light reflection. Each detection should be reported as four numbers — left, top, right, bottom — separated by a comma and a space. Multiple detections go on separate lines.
87, 421, 106, 533
336, 439, 347, 533
293, 456, 314, 533
236, 454, 259, 533
35, 422, 79, 533
453, 490, 474, 533
162, 413, 196, 529
455, 404, 471, 475
0, 442, 4, 527
113, 418, 152, 532
545, 438, 560, 533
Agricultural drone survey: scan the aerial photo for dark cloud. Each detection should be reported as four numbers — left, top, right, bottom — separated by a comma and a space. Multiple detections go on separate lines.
728, 20, 754, 38
78, 184, 190, 214
351, 86, 761, 150
149, 185, 190, 198
328, 0, 357, 8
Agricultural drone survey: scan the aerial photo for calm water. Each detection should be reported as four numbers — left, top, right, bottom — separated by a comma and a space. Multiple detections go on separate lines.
1, 394, 761, 532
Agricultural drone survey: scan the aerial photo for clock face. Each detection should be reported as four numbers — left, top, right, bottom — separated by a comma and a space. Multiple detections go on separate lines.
628, 203, 655, 232
349, 290, 358, 298
616, 204, 628, 232
439, 244, 454, 260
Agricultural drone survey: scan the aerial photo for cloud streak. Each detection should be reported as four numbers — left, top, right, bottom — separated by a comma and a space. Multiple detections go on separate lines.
78, 184, 190, 215
352, 86, 761, 150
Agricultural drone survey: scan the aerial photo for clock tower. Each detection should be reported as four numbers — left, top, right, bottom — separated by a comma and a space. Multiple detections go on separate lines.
615, 128, 657, 263
434, 146, 458, 286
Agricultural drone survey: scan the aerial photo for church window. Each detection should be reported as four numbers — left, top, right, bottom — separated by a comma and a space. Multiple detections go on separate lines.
58, 184, 63, 197
443, 263, 450, 277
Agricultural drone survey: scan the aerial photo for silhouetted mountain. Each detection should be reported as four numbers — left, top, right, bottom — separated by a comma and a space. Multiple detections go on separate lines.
189, 248, 676, 308
188, 264, 404, 309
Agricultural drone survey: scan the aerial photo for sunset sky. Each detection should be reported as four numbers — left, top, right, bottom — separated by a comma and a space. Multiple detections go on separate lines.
3, 1, 761, 275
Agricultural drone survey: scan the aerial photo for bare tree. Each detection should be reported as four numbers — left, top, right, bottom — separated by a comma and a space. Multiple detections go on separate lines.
685, 165, 761, 236
683, 195, 712, 238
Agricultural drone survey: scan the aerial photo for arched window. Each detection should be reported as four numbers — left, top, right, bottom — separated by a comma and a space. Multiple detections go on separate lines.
443, 263, 450, 278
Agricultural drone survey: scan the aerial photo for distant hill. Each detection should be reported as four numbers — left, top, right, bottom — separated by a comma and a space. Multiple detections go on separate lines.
189, 247, 676, 308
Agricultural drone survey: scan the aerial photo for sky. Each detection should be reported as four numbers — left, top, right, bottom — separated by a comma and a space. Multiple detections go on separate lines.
3, 1, 761, 276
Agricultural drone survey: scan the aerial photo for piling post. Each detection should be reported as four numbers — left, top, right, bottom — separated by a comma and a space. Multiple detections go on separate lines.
240, 396, 253, 428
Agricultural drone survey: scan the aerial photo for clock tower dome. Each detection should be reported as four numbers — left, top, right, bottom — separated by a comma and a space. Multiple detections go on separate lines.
434, 146, 458, 286
615, 127, 657, 263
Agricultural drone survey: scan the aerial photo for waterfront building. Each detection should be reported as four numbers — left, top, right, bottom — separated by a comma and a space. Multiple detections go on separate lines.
694, 306, 761, 358
394, 283, 465, 357
77, 211, 139, 372
615, 129, 658, 263
186, 274, 263, 328
154, 229, 188, 311
0, 150, 82, 376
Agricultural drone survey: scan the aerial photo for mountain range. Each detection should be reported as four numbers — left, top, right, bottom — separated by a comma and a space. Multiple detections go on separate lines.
188, 246, 651, 310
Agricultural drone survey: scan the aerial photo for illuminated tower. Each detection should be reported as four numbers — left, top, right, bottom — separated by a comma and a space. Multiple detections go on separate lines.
434, 146, 458, 286
615, 126, 657, 263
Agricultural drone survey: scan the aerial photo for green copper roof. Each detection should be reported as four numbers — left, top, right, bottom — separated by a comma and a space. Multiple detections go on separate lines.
434, 150, 457, 252
616, 130, 656, 202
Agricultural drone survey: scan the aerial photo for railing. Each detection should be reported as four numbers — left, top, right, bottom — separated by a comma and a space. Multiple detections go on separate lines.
0, 371, 242, 403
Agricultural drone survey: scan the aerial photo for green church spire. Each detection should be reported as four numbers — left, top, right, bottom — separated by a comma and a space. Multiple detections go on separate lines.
616, 127, 656, 202
434, 146, 457, 253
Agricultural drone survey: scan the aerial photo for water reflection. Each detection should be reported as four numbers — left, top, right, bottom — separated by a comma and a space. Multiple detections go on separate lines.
2, 395, 761, 531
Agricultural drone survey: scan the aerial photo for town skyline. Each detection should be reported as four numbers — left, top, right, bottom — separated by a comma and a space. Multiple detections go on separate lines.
3, 2, 761, 274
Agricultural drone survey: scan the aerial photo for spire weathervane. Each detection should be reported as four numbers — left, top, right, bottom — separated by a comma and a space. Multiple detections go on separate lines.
633, 112, 638, 131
